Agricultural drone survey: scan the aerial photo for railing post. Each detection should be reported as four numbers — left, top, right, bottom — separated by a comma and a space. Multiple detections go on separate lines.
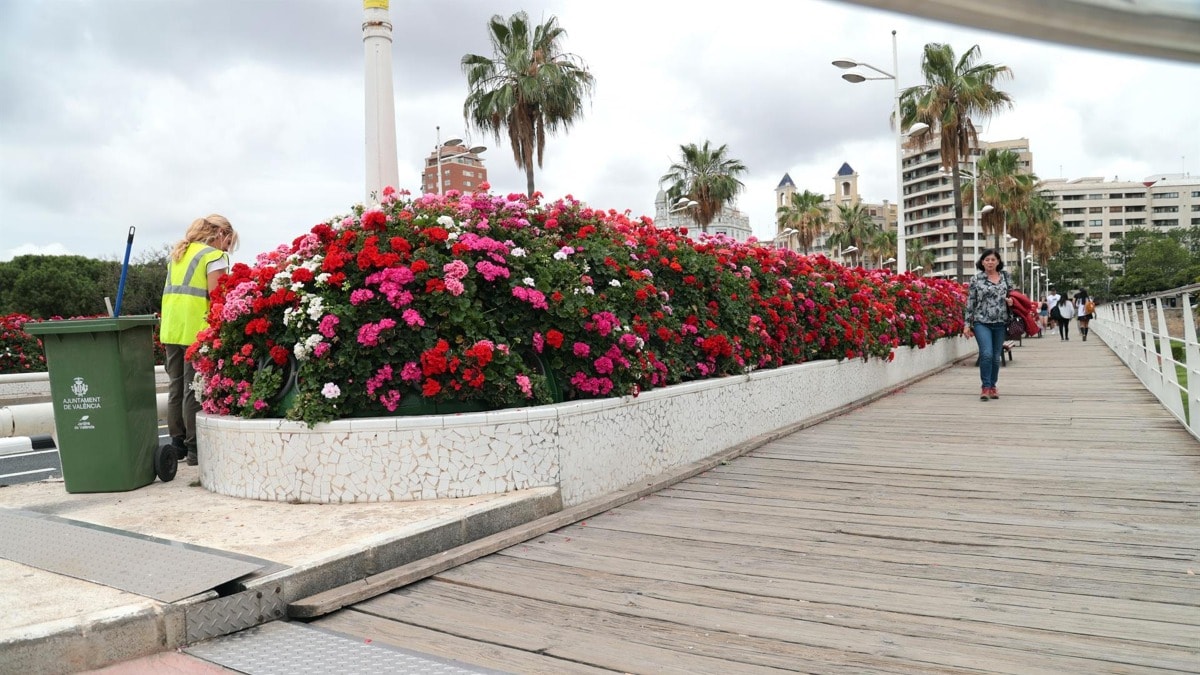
1154, 298, 1185, 420
1139, 301, 1157, 388
1181, 293, 1199, 429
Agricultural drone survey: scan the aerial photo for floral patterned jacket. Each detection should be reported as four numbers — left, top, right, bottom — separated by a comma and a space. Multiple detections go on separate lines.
964, 270, 1012, 325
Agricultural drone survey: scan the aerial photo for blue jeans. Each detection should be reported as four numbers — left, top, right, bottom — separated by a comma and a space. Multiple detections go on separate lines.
974, 322, 1006, 388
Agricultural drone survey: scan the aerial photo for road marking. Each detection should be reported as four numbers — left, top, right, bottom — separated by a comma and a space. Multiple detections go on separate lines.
0, 468, 58, 480
0, 449, 58, 461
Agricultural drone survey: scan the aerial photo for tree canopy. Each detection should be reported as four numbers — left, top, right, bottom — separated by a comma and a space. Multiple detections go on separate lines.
461, 11, 595, 197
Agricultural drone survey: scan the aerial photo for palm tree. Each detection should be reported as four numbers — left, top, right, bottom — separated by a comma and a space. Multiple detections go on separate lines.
1020, 190, 1062, 264
901, 43, 1014, 282
775, 190, 828, 253
962, 149, 1036, 251
659, 141, 748, 234
461, 12, 595, 197
906, 238, 935, 274
826, 203, 878, 266
866, 228, 897, 268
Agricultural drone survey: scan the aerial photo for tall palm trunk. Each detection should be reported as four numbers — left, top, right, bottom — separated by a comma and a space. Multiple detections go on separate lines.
951, 162, 966, 281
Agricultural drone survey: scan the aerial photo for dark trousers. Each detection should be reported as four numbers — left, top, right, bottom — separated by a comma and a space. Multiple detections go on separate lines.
1058, 318, 1071, 340
165, 344, 199, 451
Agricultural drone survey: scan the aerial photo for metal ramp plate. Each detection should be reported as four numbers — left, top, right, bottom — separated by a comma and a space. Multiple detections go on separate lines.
0, 508, 268, 602
187, 620, 506, 674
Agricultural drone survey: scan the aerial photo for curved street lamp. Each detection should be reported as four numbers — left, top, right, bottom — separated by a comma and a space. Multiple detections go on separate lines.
833, 31, 928, 274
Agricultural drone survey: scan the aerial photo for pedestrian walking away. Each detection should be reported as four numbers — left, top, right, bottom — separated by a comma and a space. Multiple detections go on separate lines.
1056, 295, 1076, 341
160, 215, 239, 466
1075, 289, 1095, 341
1046, 287, 1061, 333
963, 249, 1014, 401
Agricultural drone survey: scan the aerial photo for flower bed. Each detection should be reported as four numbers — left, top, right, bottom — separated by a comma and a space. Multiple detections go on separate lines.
190, 187, 966, 425
2, 313, 167, 374
0, 314, 45, 374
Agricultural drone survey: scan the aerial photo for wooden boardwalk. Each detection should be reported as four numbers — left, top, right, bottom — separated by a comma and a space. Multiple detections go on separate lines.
315, 333, 1200, 674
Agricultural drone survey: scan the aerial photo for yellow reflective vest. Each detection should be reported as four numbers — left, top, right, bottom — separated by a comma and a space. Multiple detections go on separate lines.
160, 242, 227, 345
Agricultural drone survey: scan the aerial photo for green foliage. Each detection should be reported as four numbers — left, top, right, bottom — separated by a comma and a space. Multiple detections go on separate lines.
1111, 236, 1200, 296
775, 189, 828, 254
1047, 245, 1111, 299
0, 252, 167, 319
461, 11, 595, 197
0, 314, 45, 373
659, 141, 748, 234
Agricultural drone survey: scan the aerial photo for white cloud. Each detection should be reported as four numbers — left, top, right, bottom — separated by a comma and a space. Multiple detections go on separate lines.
1, 243, 73, 262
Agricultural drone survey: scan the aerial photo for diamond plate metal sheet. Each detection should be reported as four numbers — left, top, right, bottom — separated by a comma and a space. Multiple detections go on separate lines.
0, 508, 265, 602
186, 585, 288, 643
187, 621, 507, 674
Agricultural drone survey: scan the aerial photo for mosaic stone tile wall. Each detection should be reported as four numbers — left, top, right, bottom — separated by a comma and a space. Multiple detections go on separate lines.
198, 339, 971, 505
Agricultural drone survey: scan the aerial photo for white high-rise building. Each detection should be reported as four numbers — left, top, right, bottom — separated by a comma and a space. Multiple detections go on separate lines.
1039, 174, 1200, 259
901, 138, 1034, 280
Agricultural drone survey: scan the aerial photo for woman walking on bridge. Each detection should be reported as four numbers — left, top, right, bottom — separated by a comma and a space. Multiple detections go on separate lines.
1056, 296, 1076, 341
963, 249, 1014, 401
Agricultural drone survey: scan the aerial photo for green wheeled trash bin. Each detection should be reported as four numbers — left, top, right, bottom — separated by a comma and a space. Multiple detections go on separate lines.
25, 315, 176, 492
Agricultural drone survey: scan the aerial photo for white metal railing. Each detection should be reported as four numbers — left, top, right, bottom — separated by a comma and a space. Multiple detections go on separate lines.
1092, 282, 1200, 439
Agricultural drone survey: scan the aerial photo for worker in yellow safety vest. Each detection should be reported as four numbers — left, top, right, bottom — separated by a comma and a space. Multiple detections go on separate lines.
160, 215, 238, 466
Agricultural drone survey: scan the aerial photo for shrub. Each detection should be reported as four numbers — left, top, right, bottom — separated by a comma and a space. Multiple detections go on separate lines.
189, 188, 966, 426
0, 314, 46, 374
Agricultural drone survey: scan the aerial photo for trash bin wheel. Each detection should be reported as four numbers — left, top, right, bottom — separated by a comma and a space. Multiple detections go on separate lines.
155, 444, 178, 483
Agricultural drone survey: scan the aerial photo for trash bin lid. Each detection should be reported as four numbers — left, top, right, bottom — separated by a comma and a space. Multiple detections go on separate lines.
23, 315, 160, 335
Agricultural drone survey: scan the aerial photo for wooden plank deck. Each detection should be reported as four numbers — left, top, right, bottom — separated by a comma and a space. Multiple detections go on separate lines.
315, 333, 1200, 674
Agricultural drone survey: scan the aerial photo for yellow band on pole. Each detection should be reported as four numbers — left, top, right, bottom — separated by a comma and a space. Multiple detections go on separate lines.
364, 0, 388, 9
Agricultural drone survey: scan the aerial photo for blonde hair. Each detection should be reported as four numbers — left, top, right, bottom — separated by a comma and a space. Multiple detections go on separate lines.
170, 214, 239, 262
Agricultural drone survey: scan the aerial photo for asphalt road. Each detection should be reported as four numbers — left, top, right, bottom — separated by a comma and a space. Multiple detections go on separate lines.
0, 426, 171, 487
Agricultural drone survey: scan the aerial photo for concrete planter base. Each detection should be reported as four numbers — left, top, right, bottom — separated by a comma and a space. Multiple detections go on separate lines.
197, 339, 972, 507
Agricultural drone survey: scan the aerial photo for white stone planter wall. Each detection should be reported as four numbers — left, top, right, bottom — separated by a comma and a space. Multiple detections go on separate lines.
198, 338, 972, 506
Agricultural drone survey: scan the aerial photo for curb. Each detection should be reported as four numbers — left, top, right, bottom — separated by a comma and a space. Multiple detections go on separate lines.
0, 487, 562, 675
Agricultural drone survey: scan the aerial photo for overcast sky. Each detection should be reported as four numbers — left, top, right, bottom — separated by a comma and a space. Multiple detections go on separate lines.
1, 0, 1197, 265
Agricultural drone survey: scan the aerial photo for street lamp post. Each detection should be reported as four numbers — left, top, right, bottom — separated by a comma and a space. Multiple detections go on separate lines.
664, 197, 698, 228
833, 31, 927, 274
434, 126, 486, 195
774, 227, 798, 249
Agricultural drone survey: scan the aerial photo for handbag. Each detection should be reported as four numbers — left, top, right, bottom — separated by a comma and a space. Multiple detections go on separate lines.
1006, 312, 1025, 339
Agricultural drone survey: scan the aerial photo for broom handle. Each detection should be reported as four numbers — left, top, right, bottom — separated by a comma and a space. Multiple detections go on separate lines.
113, 226, 135, 317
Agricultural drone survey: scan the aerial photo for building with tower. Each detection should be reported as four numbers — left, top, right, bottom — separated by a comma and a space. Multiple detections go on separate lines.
774, 163, 896, 264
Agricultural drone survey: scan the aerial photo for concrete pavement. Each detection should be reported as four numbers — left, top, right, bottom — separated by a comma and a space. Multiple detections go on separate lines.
0, 462, 560, 674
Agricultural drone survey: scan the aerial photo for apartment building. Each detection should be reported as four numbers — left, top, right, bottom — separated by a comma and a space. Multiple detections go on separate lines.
901, 138, 1033, 279
1038, 174, 1200, 257
773, 163, 896, 264
653, 190, 753, 242
420, 144, 488, 194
